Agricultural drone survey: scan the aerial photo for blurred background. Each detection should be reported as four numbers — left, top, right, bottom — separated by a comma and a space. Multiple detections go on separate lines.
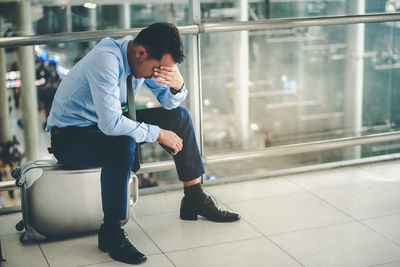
0, 0, 399, 208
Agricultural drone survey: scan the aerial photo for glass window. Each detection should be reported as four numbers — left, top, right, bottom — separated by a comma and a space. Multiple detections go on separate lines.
200, 21, 400, 178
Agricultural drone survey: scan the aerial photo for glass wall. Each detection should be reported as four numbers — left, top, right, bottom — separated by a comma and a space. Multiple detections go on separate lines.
201, 21, 400, 146
200, 20, 400, 177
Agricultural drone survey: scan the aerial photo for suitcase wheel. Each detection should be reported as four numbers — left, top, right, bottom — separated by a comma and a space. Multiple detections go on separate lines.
15, 220, 24, 232
19, 232, 29, 244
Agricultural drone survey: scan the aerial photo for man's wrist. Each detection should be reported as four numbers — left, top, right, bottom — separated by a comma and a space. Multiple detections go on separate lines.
170, 82, 184, 95
157, 128, 163, 142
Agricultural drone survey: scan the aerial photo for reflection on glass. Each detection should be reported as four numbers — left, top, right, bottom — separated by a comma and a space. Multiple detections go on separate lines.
201, 21, 400, 159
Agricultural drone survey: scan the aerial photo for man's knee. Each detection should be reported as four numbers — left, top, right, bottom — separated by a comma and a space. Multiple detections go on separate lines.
173, 106, 192, 127
109, 136, 136, 165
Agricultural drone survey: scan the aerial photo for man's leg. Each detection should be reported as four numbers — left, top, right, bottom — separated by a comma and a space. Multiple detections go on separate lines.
137, 107, 240, 222
137, 107, 203, 179
51, 127, 147, 264
51, 127, 134, 222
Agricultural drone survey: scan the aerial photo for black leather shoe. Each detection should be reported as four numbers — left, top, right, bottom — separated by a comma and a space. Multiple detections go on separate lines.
180, 195, 240, 222
98, 223, 147, 265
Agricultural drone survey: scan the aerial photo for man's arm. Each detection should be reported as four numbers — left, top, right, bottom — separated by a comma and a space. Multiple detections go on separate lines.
145, 65, 187, 154
86, 52, 160, 143
157, 129, 183, 155
144, 65, 187, 110
153, 65, 184, 92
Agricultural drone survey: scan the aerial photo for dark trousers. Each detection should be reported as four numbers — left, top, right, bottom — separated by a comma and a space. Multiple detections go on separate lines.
50, 107, 205, 222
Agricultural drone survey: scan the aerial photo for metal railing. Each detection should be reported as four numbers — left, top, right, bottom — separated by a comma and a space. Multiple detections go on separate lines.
2, 131, 400, 191
136, 131, 400, 173
1, 12, 400, 192
0, 13, 399, 48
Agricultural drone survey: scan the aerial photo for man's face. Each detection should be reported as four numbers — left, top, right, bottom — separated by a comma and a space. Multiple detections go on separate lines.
133, 53, 176, 79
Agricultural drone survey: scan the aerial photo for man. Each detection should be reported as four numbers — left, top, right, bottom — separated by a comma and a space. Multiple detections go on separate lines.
46, 22, 240, 265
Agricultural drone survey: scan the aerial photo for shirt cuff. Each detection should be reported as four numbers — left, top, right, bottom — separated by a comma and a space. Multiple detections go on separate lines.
168, 86, 187, 98
146, 124, 160, 143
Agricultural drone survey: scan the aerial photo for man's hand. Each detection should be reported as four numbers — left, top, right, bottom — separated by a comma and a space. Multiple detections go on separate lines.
157, 128, 183, 155
153, 65, 184, 91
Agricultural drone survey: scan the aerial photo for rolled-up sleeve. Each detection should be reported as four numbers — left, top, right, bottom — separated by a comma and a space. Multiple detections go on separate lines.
86, 52, 160, 143
145, 78, 187, 110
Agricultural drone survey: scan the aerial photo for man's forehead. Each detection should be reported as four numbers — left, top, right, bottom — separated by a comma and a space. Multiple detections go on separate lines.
160, 54, 176, 65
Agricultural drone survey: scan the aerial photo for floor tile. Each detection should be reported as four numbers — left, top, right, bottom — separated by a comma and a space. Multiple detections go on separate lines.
0, 213, 22, 236
134, 191, 183, 217
285, 167, 377, 192
204, 177, 304, 204
0, 234, 48, 267
40, 234, 110, 267
270, 222, 400, 267
135, 210, 261, 252
124, 219, 163, 255
314, 184, 400, 220
40, 220, 161, 267
167, 237, 302, 267
84, 254, 174, 267
3, 160, 400, 267
358, 161, 400, 183
363, 214, 400, 245
229, 192, 353, 236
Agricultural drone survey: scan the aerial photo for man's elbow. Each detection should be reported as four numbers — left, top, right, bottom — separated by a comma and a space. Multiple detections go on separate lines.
97, 119, 117, 136
162, 101, 181, 110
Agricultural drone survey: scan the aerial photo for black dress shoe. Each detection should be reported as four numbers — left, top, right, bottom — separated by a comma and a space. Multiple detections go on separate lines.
98, 223, 147, 265
180, 195, 240, 222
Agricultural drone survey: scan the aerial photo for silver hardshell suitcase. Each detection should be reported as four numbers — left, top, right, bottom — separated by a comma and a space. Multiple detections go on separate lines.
12, 160, 138, 243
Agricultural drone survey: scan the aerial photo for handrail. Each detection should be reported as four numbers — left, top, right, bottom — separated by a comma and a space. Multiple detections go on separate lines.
202, 13, 400, 33
0, 13, 399, 48
136, 131, 400, 172
205, 131, 400, 164
0, 180, 17, 191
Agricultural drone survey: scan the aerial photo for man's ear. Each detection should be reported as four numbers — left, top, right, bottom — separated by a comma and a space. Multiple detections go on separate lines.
136, 46, 147, 59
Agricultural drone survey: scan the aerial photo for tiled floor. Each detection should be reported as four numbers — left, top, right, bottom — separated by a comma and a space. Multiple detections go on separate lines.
1, 160, 400, 267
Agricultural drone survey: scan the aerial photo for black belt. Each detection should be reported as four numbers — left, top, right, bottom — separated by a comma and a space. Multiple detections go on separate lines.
50, 125, 98, 136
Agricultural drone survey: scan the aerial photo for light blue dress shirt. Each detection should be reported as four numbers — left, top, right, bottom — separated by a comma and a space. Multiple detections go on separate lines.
46, 36, 187, 143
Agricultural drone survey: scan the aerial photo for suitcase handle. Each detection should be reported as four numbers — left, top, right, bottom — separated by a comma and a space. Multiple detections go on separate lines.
12, 160, 60, 187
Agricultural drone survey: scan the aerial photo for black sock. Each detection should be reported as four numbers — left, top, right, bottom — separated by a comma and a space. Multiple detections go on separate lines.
184, 183, 205, 200
103, 219, 122, 230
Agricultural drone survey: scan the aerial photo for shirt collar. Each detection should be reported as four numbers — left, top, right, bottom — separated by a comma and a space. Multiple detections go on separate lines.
121, 36, 133, 77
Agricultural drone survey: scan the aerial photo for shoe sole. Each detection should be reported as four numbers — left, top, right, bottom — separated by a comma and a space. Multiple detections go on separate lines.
111, 254, 147, 265
180, 210, 241, 222
99, 245, 147, 264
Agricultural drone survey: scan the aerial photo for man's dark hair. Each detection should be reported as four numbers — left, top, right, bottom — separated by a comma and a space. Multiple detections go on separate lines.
134, 22, 185, 63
